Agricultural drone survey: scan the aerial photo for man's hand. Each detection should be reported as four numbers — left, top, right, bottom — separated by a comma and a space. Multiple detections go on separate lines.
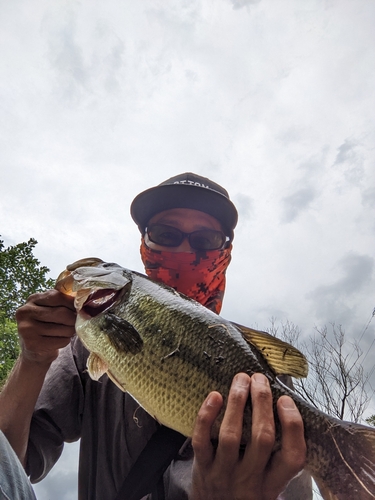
15, 289, 76, 365
191, 373, 306, 500
0, 290, 76, 463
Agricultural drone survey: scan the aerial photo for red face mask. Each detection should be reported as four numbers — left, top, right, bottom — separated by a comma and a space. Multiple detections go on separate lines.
140, 239, 232, 314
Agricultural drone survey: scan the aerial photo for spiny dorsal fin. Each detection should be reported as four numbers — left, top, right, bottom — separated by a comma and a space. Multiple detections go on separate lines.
232, 322, 308, 379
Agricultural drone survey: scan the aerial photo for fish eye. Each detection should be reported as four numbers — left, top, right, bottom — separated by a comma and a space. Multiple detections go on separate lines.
101, 262, 123, 269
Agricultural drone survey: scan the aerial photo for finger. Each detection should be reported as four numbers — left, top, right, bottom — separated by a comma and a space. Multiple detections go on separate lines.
263, 396, 306, 499
31, 290, 76, 312
272, 396, 306, 476
215, 373, 250, 466
16, 291, 76, 329
192, 391, 223, 468
22, 321, 76, 340
24, 304, 76, 329
22, 334, 74, 355
243, 373, 275, 471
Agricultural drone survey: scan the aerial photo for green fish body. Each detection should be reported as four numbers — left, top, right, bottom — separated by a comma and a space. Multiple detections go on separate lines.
56, 258, 375, 500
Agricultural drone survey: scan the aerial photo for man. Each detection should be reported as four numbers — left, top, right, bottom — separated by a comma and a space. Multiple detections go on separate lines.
0, 173, 310, 499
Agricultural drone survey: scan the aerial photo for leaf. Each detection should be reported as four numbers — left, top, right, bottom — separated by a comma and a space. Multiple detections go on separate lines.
0, 237, 55, 320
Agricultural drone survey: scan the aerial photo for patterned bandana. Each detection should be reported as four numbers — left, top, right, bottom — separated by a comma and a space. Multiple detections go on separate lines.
140, 239, 232, 314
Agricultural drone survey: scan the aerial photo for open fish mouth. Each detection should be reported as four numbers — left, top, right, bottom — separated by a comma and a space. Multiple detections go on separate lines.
55, 258, 132, 317
81, 289, 121, 318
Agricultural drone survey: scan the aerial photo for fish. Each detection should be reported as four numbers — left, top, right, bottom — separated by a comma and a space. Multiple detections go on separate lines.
55, 257, 375, 500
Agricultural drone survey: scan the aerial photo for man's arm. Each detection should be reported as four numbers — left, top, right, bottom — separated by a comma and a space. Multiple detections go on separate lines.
0, 290, 76, 465
191, 373, 307, 500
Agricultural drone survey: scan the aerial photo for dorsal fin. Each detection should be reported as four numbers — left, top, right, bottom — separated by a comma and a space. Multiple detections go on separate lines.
232, 322, 308, 378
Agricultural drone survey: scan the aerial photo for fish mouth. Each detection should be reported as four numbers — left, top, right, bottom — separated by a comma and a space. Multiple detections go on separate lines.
81, 289, 121, 318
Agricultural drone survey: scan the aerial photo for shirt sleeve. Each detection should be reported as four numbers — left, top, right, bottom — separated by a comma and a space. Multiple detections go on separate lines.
26, 337, 86, 483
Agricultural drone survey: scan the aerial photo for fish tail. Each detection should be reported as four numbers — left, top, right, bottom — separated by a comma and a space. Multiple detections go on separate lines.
306, 417, 375, 500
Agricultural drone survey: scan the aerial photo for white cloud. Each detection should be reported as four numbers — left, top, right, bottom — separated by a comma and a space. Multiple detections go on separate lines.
281, 187, 317, 223
307, 252, 374, 327
1, 0, 374, 497
33, 442, 79, 500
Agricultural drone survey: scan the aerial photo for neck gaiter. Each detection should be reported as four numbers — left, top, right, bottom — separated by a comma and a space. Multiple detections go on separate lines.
140, 239, 232, 314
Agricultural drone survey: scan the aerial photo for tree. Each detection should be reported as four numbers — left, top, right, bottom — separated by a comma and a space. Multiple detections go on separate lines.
0, 237, 55, 387
268, 318, 375, 500
296, 323, 371, 423
0, 237, 54, 320
268, 319, 373, 423
0, 318, 19, 389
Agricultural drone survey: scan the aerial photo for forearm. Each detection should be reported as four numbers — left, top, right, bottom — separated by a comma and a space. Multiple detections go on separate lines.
0, 355, 51, 466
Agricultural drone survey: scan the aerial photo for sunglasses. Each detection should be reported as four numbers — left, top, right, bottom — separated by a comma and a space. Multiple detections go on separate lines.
146, 224, 230, 251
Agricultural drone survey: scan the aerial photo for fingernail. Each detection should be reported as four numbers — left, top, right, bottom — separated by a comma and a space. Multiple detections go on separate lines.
206, 393, 221, 408
234, 373, 250, 388
280, 396, 296, 410
253, 373, 267, 385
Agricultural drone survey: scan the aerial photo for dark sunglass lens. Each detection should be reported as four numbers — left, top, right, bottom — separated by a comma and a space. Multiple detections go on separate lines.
189, 230, 225, 250
148, 225, 183, 247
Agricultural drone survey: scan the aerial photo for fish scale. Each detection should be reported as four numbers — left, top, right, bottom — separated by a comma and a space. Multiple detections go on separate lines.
56, 258, 375, 500
113, 287, 258, 438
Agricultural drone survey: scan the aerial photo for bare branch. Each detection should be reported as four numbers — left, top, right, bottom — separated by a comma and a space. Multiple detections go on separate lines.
268, 320, 373, 423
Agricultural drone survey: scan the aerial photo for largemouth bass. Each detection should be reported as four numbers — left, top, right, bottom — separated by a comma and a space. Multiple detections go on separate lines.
56, 258, 375, 500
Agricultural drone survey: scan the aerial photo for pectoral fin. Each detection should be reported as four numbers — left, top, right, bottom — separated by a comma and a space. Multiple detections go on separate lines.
87, 352, 127, 392
102, 313, 143, 355
232, 322, 308, 378
87, 352, 108, 381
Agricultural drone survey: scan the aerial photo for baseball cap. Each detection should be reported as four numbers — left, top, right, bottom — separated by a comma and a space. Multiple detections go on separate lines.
130, 172, 238, 240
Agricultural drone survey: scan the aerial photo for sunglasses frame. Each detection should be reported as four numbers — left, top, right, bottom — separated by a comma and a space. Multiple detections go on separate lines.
145, 224, 230, 251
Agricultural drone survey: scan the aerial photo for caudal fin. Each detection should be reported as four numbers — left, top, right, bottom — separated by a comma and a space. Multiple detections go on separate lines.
307, 420, 375, 500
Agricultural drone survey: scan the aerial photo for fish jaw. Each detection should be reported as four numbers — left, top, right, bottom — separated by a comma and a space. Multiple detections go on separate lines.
55, 259, 133, 313
55, 258, 104, 296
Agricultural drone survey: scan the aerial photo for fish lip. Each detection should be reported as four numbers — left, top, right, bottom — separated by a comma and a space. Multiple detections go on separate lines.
81, 289, 122, 318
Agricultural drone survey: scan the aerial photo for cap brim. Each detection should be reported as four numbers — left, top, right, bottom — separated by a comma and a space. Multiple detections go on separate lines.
131, 184, 238, 239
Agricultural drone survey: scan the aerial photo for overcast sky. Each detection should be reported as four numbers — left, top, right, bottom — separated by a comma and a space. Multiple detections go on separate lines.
1, 0, 374, 498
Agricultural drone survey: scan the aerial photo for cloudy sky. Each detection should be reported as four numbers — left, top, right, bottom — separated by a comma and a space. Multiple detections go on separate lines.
1, 0, 374, 498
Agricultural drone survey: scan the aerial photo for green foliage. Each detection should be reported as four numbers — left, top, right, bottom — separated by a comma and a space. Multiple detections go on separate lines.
0, 237, 55, 320
0, 237, 55, 387
366, 415, 375, 427
0, 318, 19, 388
